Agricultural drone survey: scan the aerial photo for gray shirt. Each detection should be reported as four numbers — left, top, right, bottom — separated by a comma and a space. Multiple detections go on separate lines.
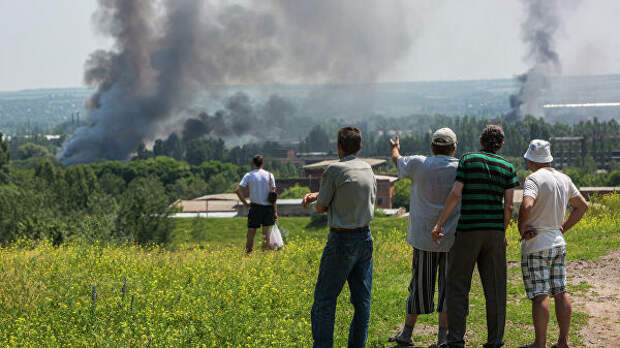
398, 155, 460, 252
317, 156, 377, 229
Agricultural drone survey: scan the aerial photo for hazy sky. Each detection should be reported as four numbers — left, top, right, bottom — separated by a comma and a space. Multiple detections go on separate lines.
1, 0, 619, 91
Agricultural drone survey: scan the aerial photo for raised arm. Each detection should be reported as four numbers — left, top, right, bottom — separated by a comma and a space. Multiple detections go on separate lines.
390, 136, 401, 166
561, 195, 588, 233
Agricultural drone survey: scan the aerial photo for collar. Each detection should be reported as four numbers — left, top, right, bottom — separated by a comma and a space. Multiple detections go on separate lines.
340, 155, 357, 162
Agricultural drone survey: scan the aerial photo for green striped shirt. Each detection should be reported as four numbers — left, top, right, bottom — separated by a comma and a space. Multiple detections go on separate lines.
455, 152, 519, 231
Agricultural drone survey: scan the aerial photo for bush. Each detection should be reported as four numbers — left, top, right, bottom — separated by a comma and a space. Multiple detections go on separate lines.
115, 177, 175, 244
280, 184, 310, 199
392, 177, 410, 210
306, 213, 328, 228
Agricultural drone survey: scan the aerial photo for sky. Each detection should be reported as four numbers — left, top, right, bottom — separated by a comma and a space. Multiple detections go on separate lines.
1, 0, 619, 92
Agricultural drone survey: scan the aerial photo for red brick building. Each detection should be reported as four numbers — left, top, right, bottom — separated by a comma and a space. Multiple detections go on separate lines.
293, 158, 397, 209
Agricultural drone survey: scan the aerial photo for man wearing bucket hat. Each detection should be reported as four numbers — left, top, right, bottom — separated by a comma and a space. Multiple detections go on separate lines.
387, 128, 459, 347
517, 139, 588, 348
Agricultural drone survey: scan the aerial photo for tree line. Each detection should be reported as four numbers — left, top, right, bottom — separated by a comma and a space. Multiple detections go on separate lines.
0, 114, 618, 245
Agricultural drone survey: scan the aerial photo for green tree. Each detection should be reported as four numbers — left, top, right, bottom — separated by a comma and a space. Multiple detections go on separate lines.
15, 143, 49, 160
64, 165, 99, 210
115, 176, 174, 244
169, 177, 208, 200
0, 133, 9, 184
34, 159, 58, 184
392, 178, 411, 210
206, 173, 235, 194
99, 172, 126, 196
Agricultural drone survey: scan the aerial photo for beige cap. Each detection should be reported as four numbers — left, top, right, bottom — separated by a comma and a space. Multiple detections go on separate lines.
432, 128, 457, 145
524, 139, 553, 163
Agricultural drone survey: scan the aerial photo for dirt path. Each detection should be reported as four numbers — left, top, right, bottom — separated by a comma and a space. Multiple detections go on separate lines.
566, 249, 620, 347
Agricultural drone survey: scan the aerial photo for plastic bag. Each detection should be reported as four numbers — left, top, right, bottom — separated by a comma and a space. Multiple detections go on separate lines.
269, 224, 285, 249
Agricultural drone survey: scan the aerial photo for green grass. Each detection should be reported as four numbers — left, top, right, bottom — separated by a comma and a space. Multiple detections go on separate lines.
0, 197, 618, 347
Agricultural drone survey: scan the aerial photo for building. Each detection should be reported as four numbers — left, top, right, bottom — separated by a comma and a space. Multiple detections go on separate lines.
171, 193, 240, 217
295, 152, 338, 165
302, 157, 388, 178
296, 158, 396, 209
235, 198, 311, 217
551, 135, 620, 169
375, 175, 399, 209
550, 136, 585, 169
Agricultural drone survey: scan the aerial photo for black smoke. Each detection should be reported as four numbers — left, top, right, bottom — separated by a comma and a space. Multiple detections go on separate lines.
60, 0, 414, 165
505, 0, 563, 121
181, 92, 298, 141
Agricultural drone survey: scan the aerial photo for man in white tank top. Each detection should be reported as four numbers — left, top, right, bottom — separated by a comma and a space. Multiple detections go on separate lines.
235, 155, 277, 253
517, 139, 588, 348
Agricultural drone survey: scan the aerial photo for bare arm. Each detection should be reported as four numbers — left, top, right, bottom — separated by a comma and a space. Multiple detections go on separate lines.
270, 176, 278, 220
432, 182, 463, 244
438, 182, 463, 227
561, 195, 588, 233
235, 185, 249, 208
504, 188, 515, 231
302, 192, 328, 213
389, 136, 400, 166
518, 195, 537, 240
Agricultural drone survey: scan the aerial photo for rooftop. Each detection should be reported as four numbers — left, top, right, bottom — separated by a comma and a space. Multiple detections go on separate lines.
303, 157, 387, 169
172, 199, 238, 212
193, 193, 239, 201
375, 175, 399, 183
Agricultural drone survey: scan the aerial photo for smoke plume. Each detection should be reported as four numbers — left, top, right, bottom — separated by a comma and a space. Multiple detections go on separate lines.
181, 93, 298, 141
506, 0, 562, 121
60, 0, 413, 164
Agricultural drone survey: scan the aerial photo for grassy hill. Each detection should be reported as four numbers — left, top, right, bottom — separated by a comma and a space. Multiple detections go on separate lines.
0, 195, 618, 347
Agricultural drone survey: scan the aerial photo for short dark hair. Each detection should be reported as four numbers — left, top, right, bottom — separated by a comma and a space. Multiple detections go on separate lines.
252, 154, 264, 167
338, 127, 362, 156
431, 143, 456, 156
480, 125, 504, 153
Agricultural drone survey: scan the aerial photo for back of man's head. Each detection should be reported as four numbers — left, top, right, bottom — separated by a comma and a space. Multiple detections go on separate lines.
431, 128, 457, 156
252, 154, 264, 168
338, 127, 362, 157
480, 125, 504, 153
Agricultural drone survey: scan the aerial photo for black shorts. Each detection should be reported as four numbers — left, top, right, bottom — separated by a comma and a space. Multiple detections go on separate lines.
248, 203, 275, 228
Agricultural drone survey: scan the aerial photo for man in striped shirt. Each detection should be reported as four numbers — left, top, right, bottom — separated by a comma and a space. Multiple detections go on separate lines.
432, 125, 519, 348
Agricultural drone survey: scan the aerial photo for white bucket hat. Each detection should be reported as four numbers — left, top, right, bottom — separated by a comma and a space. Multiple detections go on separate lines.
524, 139, 553, 163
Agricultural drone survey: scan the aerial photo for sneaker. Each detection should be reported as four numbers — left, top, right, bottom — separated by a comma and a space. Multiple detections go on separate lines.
388, 333, 414, 346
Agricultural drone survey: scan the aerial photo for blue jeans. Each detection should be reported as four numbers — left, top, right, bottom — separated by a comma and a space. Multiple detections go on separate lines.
311, 228, 374, 348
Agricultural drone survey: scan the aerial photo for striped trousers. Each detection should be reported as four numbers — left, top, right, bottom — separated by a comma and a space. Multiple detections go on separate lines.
406, 248, 448, 314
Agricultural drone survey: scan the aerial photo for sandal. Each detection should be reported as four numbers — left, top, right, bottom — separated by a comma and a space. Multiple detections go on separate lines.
388, 334, 414, 346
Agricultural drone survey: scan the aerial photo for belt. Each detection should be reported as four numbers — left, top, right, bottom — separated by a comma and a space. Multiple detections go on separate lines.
330, 226, 369, 232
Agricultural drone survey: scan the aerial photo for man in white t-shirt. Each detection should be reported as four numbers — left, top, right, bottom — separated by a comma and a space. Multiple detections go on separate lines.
517, 139, 588, 348
235, 155, 278, 253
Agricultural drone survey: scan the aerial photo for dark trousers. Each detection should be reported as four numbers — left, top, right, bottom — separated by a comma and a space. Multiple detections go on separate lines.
447, 230, 507, 348
311, 228, 374, 348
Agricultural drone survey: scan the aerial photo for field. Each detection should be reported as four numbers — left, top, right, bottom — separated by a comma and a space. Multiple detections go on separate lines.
0, 196, 619, 347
